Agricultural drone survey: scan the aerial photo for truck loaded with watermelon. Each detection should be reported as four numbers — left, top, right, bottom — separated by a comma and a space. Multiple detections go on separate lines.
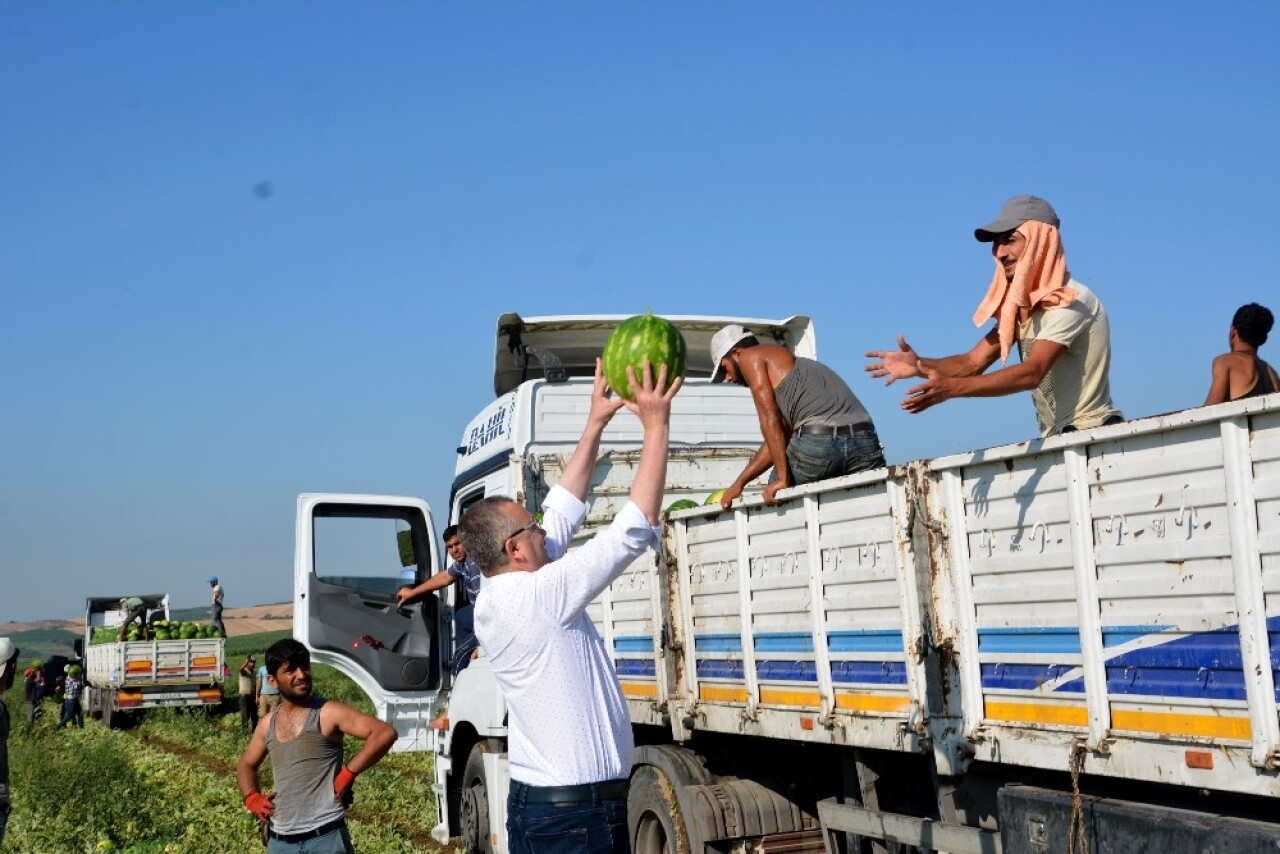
75, 593, 226, 727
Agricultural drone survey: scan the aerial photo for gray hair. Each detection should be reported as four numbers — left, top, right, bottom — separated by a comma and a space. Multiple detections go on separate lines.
459, 497, 520, 577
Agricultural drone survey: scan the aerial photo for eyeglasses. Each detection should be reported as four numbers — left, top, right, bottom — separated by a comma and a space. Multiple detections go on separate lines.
504, 519, 543, 548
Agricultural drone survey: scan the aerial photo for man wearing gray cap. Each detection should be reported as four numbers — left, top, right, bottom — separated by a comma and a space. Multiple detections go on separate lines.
866, 195, 1122, 437
711, 325, 884, 508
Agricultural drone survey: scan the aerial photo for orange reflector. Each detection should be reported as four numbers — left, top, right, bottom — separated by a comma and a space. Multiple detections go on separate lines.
125, 661, 153, 672
1185, 750, 1214, 770
191, 656, 217, 668
430, 716, 450, 731
117, 691, 144, 707
799, 716, 815, 730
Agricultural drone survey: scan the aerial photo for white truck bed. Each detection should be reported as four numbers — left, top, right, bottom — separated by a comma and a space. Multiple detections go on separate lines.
593, 394, 1280, 799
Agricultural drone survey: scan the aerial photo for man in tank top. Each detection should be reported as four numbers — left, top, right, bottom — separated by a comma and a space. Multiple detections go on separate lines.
237, 638, 397, 853
710, 325, 885, 508
1204, 302, 1279, 405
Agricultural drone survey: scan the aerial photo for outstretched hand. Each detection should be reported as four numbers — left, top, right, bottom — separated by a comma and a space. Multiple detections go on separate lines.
622, 359, 682, 428
590, 357, 627, 425
902, 368, 954, 414
865, 335, 922, 386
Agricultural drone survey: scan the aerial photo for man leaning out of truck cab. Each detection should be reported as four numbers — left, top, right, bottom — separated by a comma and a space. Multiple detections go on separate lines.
395, 524, 482, 675
711, 325, 885, 509
460, 358, 680, 854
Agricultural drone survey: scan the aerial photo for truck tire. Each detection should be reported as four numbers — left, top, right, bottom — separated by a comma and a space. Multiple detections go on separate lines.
628, 765, 688, 854
104, 692, 124, 730
461, 739, 502, 854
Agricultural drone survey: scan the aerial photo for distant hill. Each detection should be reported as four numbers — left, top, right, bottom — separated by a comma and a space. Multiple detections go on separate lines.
1, 603, 295, 664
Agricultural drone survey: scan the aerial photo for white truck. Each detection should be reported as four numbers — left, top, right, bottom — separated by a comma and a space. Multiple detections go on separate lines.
294, 312, 1280, 853
76, 594, 226, 726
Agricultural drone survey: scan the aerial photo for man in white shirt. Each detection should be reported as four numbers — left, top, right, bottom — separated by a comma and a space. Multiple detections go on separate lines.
460, 358, 680, 854
865, 195, 1123, 437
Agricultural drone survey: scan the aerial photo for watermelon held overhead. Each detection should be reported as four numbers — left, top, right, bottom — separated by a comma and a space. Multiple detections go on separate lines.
601, 312, 687, 402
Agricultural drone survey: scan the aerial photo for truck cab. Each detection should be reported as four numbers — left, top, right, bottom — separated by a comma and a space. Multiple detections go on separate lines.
293, 312, 811, 851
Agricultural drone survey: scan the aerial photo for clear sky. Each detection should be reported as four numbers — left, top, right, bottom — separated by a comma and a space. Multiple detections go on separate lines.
3, 3, 1277, 622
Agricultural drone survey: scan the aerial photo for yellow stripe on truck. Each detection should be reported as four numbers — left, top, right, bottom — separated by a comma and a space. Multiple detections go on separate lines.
1111, 708, 1251, 741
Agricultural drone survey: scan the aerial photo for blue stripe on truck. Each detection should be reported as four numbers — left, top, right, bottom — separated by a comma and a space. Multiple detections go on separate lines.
694, 658, 908, 686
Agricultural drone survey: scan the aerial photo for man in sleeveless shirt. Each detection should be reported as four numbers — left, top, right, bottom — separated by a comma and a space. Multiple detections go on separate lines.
237, 638, 397, 853
710, 326, 885, 508
866, 195, 1123, 437
1204, 303, 1279, 405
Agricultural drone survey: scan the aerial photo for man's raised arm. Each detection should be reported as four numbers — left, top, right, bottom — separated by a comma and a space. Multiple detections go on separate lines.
622, 360, 681, 524
556, 358, 626, 503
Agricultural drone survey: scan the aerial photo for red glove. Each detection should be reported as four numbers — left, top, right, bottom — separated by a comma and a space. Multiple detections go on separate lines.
334, 766, 357, 805
243, 790, 275, 821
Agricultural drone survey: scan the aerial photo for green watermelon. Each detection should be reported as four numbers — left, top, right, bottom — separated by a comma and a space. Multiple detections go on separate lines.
601, 312, 687, 402
666, 498, 699, 513
705, 489, 727, 506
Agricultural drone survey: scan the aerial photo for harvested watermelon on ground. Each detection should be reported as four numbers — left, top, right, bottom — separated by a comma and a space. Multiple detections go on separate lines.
601, 312, 686, 402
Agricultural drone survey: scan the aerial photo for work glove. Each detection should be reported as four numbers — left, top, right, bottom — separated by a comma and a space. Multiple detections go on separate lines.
243, 790, 275, 822
334, 766, 357, 808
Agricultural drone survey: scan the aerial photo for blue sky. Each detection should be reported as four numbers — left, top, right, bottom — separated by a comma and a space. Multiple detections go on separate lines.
2, 3, 1277, 622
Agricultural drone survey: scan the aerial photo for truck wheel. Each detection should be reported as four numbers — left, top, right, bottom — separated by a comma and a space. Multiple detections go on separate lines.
104, 693, 126, 730
629, 765, 688, 854
461, 739, 502, 854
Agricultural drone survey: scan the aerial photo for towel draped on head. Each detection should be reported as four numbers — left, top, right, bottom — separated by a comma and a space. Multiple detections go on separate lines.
971, 220, 1076, 364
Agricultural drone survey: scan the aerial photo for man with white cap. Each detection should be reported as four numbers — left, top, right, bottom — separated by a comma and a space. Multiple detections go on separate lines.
865, 195, 1122, 437
0, 636, 20, 846
710, 325, 884, 508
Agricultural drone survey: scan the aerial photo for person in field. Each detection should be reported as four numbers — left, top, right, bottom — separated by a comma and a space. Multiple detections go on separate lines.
237, 638, 397, 853
0, 637, 19, 847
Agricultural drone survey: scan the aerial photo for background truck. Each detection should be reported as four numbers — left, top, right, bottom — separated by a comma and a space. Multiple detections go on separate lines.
76, 593, 226, 727
294, 312, 1280, 854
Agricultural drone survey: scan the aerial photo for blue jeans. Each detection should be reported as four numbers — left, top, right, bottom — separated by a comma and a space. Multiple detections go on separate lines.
507, 781, 629, 854
266, 825, 354, 854
0, 803, 9, 848
57, 698, 83, 728
786, 428, 885, 485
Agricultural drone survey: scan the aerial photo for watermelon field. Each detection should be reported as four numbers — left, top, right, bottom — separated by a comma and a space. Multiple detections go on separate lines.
3, 630, 460, 853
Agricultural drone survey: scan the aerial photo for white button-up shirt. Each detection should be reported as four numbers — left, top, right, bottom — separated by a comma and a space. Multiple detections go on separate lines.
475, 484, 659, 787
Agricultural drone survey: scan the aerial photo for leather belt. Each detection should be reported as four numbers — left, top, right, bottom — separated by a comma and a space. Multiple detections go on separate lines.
268, 817, 347, 843
796, 421, 872, 438
522, 779, 630, 804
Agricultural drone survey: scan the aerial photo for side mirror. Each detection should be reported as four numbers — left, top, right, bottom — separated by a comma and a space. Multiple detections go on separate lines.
397, 530, 416, 567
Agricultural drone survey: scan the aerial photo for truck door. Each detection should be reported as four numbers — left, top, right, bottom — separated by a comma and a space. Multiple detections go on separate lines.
295, 494, 444, 723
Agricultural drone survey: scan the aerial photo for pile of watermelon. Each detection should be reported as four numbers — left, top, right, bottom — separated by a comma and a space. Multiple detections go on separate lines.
91, 619, 223, 645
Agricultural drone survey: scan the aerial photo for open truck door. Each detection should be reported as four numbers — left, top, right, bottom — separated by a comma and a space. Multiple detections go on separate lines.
295, 493, 444, 752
